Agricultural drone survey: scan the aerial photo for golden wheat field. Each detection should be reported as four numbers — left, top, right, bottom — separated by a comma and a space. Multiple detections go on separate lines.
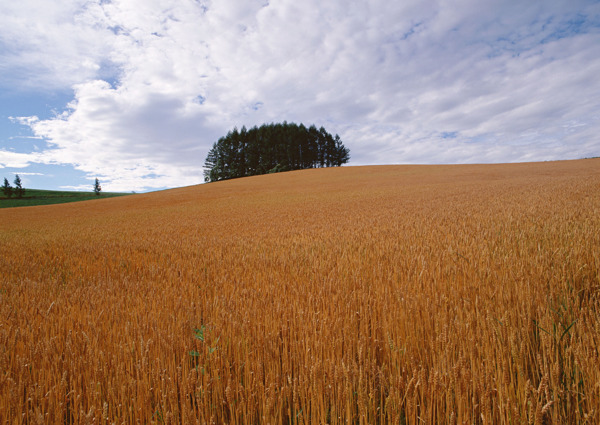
1, 160, 599, 424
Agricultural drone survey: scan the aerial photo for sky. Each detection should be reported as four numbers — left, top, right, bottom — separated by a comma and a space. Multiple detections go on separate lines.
1, 0, 599, 192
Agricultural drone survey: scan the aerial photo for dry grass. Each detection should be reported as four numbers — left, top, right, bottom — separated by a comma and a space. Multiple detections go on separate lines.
1, 159, 599, 424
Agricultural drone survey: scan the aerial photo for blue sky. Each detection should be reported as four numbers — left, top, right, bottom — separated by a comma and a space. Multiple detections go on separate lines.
1, 0, 599, 192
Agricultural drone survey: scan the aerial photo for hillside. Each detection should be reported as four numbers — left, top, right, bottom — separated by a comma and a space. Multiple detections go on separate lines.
1, 159, 599, 424
0, 188, 131, 208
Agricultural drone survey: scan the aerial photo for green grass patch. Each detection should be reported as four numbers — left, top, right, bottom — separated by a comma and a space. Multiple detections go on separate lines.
0, 189, 132, 208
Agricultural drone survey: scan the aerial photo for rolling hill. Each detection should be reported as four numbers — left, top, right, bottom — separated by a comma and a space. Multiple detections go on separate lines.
0, 188, 130, 208
1, 159, 599, 424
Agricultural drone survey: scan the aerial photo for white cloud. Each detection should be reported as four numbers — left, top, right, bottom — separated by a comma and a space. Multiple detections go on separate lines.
0, 1, 115, 89
1, 0, 599, 191
11, 172, 44, 176
0, 149, 45, 168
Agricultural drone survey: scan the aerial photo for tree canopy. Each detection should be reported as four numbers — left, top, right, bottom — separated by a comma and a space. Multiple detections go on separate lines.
203, 122, 350, 182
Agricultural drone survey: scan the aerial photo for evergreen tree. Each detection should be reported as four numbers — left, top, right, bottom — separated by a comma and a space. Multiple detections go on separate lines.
307, 125, 320, 168
203, 143, 219, 182
334, 135, 350, 166
94, 178, 102, 196
13, 174, 25, 198
2, 178, 13, 198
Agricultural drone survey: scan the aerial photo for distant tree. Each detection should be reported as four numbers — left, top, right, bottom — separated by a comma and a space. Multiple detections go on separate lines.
93, 178, 102, 196
334, 135, 351, 166
2, 178, 13, 198
203, 122, 350, 182
13, 174, 24, 198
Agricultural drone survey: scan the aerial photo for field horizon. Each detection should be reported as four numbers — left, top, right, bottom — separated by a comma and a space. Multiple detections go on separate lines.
1, 159, 599, 424
0, 188, 131, 209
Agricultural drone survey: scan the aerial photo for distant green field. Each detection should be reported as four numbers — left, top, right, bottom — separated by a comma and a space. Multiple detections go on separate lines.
0, 189, 131, 208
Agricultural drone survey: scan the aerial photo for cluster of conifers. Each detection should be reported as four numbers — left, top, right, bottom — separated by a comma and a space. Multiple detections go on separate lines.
1, 174, 24, 198
203, 122, 350, 182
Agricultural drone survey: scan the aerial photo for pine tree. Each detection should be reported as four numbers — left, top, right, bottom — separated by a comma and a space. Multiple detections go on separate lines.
334, 135, 350, 166
94, 178, 102, 196
2, 178, 13, 198
13, 174, 24, 198
203, 143, 219, 182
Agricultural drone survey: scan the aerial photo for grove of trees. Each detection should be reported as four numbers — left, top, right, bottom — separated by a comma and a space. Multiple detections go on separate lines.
2, 175, 25, 198
203, 122, 350, 182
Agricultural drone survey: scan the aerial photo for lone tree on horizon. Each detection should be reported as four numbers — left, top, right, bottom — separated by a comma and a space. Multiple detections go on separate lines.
204, 122, 350, 182
13, 174, 24, 198
2, 178, 12, 198
93, 178, 102, 196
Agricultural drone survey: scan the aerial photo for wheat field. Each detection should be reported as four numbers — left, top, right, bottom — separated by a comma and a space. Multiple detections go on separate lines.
1, 160, 599, 424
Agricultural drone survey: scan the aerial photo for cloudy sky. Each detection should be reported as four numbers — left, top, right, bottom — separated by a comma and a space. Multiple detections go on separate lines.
1, 0, 599, 192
